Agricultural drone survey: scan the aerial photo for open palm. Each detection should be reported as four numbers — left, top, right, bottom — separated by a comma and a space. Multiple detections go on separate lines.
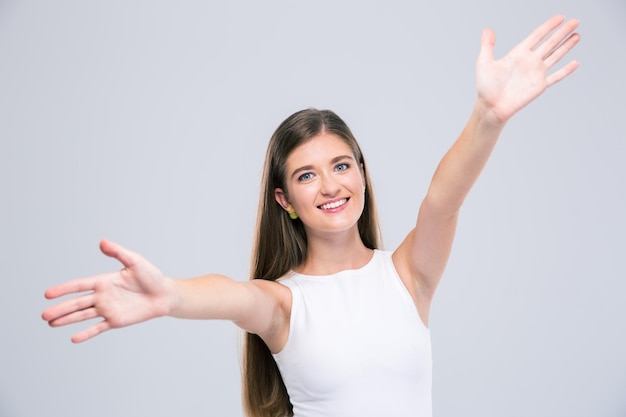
42, 240, 174, 343
476, 15, 580, 123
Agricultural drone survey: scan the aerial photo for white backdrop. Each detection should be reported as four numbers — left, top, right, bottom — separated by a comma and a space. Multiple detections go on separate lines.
1, 1, 625, 416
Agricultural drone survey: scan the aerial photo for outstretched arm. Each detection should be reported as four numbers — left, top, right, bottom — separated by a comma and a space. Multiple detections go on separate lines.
393, 15, 580, 321
42, 240, 290, 349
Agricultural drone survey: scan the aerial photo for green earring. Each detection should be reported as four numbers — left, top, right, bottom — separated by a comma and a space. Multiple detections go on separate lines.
286, 205, 298, 220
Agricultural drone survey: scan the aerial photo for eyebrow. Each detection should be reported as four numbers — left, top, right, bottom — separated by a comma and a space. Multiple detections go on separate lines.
290, 154, 354, 180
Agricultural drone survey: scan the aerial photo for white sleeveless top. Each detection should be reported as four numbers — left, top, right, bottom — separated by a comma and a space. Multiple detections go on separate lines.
273, 250, 432, 417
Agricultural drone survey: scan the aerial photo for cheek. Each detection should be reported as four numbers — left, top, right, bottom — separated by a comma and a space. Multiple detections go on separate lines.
349, 174, 365, 191
290, 185, 316, 208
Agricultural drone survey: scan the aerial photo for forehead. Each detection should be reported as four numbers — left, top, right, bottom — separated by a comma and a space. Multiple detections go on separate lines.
286, 132, 354, 167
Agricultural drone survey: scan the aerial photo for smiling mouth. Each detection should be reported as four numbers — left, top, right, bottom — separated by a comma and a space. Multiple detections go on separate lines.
318, 198, 349, 210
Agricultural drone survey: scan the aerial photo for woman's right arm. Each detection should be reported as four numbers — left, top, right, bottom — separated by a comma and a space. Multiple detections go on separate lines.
42, 239, 290, 348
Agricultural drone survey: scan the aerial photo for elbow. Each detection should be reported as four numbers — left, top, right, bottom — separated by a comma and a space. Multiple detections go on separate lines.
420, 193, 462, 220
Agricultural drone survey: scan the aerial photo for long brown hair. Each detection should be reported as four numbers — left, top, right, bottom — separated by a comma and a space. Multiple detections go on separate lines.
243, 108, 381, 417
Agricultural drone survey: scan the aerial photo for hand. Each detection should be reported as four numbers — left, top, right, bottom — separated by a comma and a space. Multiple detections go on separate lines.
476, 15, 580, 123
42, 240, 175, 343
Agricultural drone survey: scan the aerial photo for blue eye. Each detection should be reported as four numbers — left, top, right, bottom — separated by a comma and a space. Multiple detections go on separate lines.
298, 172, 314, 182
335, 163, 349, 172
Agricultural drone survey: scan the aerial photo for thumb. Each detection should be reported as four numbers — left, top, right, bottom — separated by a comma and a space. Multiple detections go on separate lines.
99, 239, 137, 269
478, 28, 496, 64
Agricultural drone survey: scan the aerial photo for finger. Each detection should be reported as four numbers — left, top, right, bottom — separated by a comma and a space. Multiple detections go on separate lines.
536, 18, 580, 59
71, 320, 111, 344
42, 293, 95, 322
44, 275, 100, 300
478, 28, 496, 64
544, 32, 581, 70
48, 306, 100, 327
546, 60, 580, 87
99, 239, 138, 269
520, 15, 565, 51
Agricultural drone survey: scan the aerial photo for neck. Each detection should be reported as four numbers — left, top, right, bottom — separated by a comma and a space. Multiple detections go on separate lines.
296, 227, 373, 276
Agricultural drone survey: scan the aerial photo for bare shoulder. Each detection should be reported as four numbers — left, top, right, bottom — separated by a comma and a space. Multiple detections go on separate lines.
248, 278, 292, 309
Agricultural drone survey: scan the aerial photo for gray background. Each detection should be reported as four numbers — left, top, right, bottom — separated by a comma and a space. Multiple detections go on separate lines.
1, 1, 625, 416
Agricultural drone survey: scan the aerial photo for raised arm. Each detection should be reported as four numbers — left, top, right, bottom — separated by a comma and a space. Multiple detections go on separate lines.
42, 240, 290, 350
393, 15, 580, 321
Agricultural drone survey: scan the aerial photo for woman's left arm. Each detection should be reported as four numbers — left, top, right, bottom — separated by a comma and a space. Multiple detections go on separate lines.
394, 15, 580, 313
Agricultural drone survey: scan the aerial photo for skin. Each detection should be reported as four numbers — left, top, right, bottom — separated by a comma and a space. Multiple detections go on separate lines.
274, 133, 371, 276
42, 15, 580, 354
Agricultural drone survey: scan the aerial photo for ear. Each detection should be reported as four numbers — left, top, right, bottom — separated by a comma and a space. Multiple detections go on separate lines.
274, 188, 290, 210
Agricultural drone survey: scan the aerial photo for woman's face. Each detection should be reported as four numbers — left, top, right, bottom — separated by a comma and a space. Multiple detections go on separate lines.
275, 132, 366, 238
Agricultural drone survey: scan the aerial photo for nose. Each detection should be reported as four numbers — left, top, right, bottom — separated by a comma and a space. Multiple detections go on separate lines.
319, 173, 340, 196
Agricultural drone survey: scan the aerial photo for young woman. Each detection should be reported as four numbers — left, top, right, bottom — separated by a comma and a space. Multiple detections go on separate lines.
42, 15, 580, 417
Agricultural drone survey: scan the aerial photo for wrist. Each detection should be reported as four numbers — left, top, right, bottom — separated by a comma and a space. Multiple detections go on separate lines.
473, 98, 509, 131
163, 277, 183, 318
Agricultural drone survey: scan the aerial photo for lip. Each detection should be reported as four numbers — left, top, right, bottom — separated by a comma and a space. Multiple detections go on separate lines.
317, 197, 349, 212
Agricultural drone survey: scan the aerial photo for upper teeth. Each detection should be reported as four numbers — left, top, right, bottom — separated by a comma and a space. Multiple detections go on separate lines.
320, 199, 347, 210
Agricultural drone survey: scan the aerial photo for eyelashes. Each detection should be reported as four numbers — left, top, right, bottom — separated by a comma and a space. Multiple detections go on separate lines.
298, 172, 314, 182
297, 163, 351, 182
